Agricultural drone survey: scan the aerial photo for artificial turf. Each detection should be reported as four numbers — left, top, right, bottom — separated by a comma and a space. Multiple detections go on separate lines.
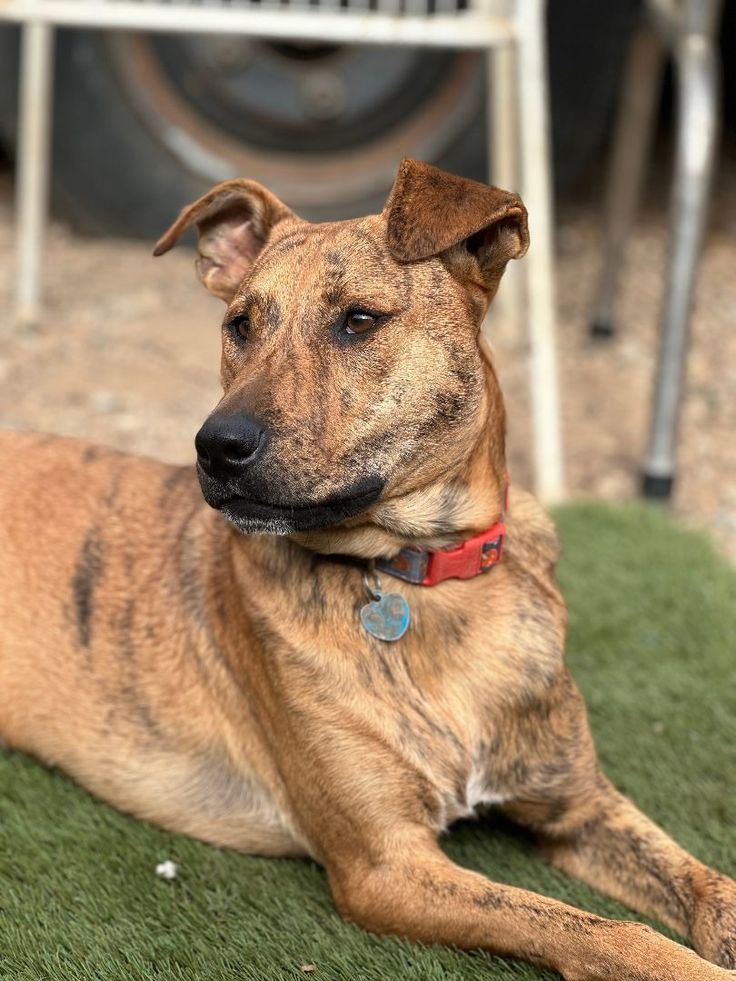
0, 503, 734, 981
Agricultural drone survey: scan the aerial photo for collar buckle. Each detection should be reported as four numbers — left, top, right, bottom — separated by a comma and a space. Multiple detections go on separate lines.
376, 519, 506, 587
422, 520, 505, 585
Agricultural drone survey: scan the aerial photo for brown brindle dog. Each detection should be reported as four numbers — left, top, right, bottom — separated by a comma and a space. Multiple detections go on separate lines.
0, 159, 734, 980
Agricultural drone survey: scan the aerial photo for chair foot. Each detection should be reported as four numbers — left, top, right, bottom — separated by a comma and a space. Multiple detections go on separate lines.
641, 472, 674, 499
589, 318, 615, 339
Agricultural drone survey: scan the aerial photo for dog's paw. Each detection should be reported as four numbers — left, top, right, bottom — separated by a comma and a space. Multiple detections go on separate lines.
562, 923, 734, 981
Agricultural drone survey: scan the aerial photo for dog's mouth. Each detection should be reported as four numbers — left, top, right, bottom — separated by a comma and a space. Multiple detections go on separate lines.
203, 476, 384, 535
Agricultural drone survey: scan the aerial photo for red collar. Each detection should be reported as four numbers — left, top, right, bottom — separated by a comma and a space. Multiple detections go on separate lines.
376, 480, 508, 587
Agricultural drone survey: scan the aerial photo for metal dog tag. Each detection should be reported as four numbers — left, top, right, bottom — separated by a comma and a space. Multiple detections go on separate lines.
360, 589, 410, 642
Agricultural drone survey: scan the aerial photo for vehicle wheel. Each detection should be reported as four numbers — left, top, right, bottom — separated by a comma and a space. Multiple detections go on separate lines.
0, 0, 637, 237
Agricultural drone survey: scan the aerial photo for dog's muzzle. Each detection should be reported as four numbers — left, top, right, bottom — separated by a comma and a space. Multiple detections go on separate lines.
195, 411, 384, 534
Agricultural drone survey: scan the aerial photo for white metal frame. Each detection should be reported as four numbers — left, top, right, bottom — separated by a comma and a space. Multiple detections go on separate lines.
0, 0, 563, 501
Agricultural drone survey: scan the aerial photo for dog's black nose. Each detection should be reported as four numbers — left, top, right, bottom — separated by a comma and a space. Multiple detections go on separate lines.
195, 412, 265, 477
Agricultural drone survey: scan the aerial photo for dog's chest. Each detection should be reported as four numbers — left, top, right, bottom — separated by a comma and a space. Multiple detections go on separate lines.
295, 629, 532, 831
237, 540, 566, 839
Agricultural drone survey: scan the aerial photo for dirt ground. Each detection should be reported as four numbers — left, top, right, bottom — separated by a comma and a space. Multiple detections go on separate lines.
0, 153, 734, 559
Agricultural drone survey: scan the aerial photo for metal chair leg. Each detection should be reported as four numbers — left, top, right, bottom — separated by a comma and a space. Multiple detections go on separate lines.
487, 42, 524, 337
642, 14, 720, 498
515, 0, 563, 502
16, 19, 54, 326
590, 24, 665, 339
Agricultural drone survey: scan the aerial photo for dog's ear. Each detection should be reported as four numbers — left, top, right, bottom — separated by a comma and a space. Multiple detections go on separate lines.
384, 158, 528, 293
153, 179, 296, 302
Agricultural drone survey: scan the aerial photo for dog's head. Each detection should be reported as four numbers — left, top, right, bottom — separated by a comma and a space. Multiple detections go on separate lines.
154, 159, 527, 545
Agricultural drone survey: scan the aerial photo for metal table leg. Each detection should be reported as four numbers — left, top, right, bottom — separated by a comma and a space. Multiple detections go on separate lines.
590, 24, 665, 339
642, 0, 721, 497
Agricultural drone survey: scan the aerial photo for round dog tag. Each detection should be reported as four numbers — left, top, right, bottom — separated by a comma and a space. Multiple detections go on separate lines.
360, 590, 410, 642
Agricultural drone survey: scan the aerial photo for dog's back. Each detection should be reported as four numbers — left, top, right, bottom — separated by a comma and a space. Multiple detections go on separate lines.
0, 432, 199, 778
0, 430, 361, 857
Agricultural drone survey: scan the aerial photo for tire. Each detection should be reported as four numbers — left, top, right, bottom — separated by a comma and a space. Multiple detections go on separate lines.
0, 0, 638, 238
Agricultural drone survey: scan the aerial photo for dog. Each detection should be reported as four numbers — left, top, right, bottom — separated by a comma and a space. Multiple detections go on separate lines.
0, 158, 734, 980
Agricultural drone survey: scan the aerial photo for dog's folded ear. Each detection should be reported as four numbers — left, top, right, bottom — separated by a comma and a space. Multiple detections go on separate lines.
384, 158, 529, 294
153, 180, 296, 302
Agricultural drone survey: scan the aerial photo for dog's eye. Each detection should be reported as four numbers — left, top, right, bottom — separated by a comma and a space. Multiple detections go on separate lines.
345, 311, 378, 335
227, 314, 250, 342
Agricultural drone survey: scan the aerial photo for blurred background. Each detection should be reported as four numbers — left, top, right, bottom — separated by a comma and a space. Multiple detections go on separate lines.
0, 0, 734, 554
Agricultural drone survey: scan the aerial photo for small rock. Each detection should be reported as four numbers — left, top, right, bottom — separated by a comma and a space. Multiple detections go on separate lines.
91, 390, 122, 414
155, 859, 178, 880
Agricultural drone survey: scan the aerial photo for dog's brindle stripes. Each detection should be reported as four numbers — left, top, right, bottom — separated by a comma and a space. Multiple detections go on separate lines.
1, 159, 734, 980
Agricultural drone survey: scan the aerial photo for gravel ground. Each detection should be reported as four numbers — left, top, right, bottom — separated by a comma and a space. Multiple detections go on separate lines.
0, 152, 734, 558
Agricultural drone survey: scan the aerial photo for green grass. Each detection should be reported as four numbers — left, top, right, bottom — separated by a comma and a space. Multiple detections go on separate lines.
1, 503, 734, 980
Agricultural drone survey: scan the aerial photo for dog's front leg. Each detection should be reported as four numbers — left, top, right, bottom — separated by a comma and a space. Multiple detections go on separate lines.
326, 829, 734, 980
506, 775, 736, 970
